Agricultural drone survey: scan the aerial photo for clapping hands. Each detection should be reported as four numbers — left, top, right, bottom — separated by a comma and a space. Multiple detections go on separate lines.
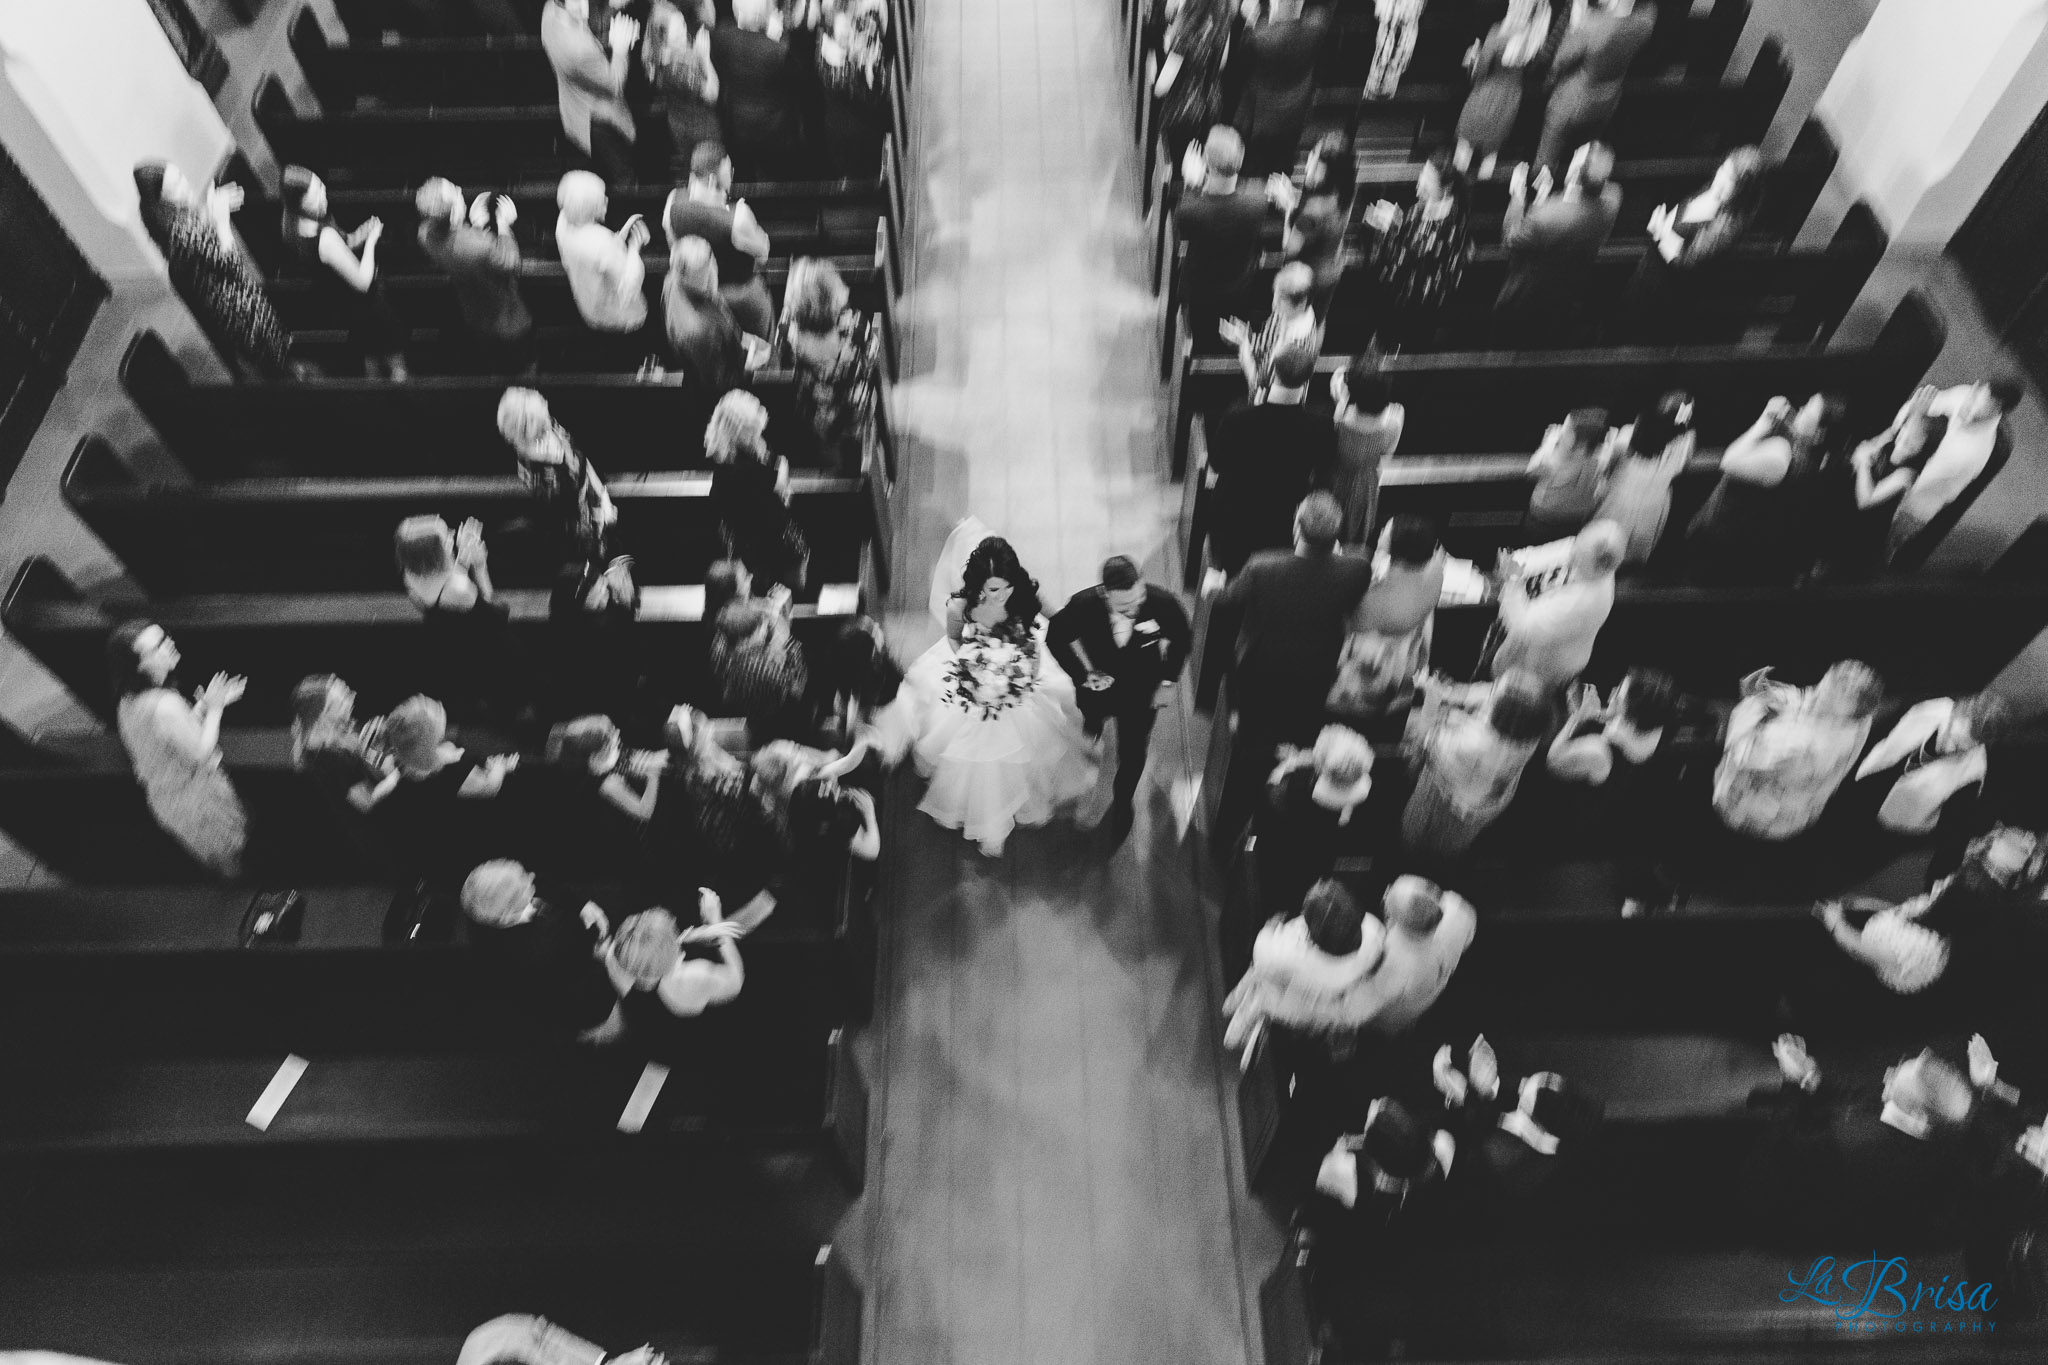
608, 12, 642, 50
454, 517, 487, 566
1969, 1033, 2000, 1090
197, 672, 246, 711
1217, 317, 1252, 348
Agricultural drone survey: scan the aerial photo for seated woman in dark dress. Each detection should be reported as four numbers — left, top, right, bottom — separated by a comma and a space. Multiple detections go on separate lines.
280, 165, 408, 379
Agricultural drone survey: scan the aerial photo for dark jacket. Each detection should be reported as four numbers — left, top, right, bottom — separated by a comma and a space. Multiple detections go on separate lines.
1494, 187, 1621, 328
1176, 182, 1271, 324
1205, 399, 1338, 573
1214, 546, 1373, 744
1046, 583, 1193, 719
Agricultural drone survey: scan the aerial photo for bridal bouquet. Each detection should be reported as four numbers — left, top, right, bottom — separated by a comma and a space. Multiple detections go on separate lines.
941, 637, 1037, 720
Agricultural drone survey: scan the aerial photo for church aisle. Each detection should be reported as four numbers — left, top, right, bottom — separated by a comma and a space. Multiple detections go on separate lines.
846, 0, 1277, 1362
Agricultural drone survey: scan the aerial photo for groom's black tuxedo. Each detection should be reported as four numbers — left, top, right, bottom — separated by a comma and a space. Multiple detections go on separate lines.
1047, 583, 1193, 814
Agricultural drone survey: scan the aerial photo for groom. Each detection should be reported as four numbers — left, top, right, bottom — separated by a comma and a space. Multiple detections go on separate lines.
1048, 556, 1194, 837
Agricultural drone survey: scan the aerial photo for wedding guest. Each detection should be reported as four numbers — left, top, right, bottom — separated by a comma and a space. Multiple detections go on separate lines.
1254, 726, 1378, 907
290, 674, 398, 814
1283, 133, 1356, 314
602, 903, 745, 1027
662, 235, 747, 389
815, 0, 892, 177
1523, 407, 1611, 540
542, 0, 640, 183
1821, 384, 1937, 579
664, 142, 776, 339
1220, 262, 1321, 392
1313, 1098, 1457, 1222
1362, 150, 1472, 348
456, 1317, 659, 1365
460, 859, 620, 1040
396, 514, 514, 716
1685, 393, 1843, 586
648, 705, 782, 929
1493, 144, 1620, 346
781, 256, 877, 473
1534, 0, 1655, 174
705, 556, 755, 624
1154, 0, 1239, 157
546, 713, 663, 823
1625, 146, 1765, 341
371, 695, 520, 880
554, 170, 651, 347
1546, 668, 1677, 786
1232, 0, 1329, 175
1402, 671, 1552, 857
1175, 126, 1276, 343
415, 178, 534, 375
1854, 693, 2013, 837
642, 0, 723, 178
1354, 874, 1479, 1035
108, 621, 249, 879
1328, 517, 1443, 732
809, 617, 909, 751
133, 162, 290, 380
1592, 391, 1694, 566
279, 165, 406, 379
1221, 878, 1387, 1050
1205, 345, 1337, 573
712, 598, 813, 741
498, 386, 620, 580
1332, 363, 1404, 543
1887, 378, 2025, 570
782, 759, 883, 863
1367, 0, 1427, 99
1455, 0, 1555, 179
708, 389, 811, 591
1713, 660, 1882, 841
1491, 520, 1625, 689
711, 0, 801, 178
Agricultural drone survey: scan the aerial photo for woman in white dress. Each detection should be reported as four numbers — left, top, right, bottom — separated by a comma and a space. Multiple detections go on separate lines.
899, 523, 1099, 855
107, 619, 249, 878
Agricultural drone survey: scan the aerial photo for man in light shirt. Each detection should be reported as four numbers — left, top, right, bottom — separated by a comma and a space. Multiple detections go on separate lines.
555, 170, 650, 344
540, 0, 639, 184
1888, 377, 2025, 568
1353, 875, 1477, 1036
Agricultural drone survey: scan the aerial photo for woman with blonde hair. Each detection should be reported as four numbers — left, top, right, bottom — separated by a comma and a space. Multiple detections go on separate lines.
708, 390, 811, 592
1402, 671, 1552, 857
662, 235, 745, 390
602, 903, 745, 1025
781, 256, 877, 472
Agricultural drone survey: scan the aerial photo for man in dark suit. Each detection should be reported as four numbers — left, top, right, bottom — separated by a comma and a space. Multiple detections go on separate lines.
1048, 556, 1194, 839
1209, 492, 1373, 853
1175, 126, 1276, 346
1204, 344, 1337, 574
1493, 142, 1623, 346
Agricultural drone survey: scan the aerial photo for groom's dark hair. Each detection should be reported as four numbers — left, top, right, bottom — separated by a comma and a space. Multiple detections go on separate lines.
1102, 557, 1140, 591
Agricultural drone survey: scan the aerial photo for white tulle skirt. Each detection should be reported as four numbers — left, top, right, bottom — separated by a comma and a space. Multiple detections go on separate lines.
901, 634, 1102, 855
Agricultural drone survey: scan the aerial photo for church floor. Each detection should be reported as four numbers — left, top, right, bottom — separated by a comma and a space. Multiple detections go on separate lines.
845, 0, 1280, 1361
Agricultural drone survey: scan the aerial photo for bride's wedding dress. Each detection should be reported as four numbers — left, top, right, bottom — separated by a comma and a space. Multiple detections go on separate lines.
895, 519, 1101, 855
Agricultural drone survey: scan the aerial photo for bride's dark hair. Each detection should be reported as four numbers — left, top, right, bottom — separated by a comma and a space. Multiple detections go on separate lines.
956, 536, 1043, 628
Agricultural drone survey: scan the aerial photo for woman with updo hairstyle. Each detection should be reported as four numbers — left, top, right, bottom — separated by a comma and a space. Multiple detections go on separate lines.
280, 164, 407, 379
662, 235, 745, 390
707, 389, 811, 593
497, 386, 617, 569
645, 705, 783, 932
107, 619, 250, 878
291, 673, 398, 814
780, 256, 877, 473
601, 902, 745, 1030
368, 695, 520, 881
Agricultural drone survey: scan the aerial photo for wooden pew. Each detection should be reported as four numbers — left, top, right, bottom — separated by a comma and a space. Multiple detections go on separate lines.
3, 557, 868, 725
63, 437, 883, 597
121, 330, 902, 481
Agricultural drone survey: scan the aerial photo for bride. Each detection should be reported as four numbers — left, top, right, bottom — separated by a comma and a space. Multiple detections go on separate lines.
895, 521, 1100, 855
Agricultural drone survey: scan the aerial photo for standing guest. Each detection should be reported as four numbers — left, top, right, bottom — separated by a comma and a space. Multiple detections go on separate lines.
542, 0, 641, 185
1046, 555, 1195, 836
553, 171, 651, 348
781, 256, 877, 473
712, 598, 813, 742
1523, 407, 1611, 540
787, 771, 883, 863
1854, 692, 2013, 837
1220, 262, 1322, 392
1217, 492, 1374, 747
1352, 875, 1479, 1036
415, 178, 534, 376
661, 236, 747, 390
1154, 0, 1240, 157
1221, 878, 1387, 1051
460, 859, 621, 1040
497, 386, 620, 578
1887, 378, 2025, 570
815, 0, 893, 178
1491, 520, 1624, 689
810, 618, 909, 752
132, 162, 290, 381
456, 1318, 663, 1365
642, 0, 724, 178
664, 143, 776, 339
1282, 134, 1357, 316
705, 557, 756, 624
1204, 345, 1337, 574
1402, 671, 1552, 857
1625, 146, 1766, 341
1713, 660, 1883, 841
1175, 127, 1278, 345
1493, 144, 1621, 346
648, 705, 782, 929
396, 514, 520, 720
710, 0, 801, 179
1454, 0, 1555, 179
602, 903, 745, 1027
1546, 668, 1677, 783
1367, 0, 1427, 99
1313, 1099, 1458, 1234
1534, 0, 1656, 174
1685, 393, 1843, 586
1328, 516, 1444, 732
707, 389, 810, 591
546, 714, 663, 824
1255, 726, 1378, 910
1362, 150, 1472, 348
371, 695, 520, 881
1593, 391, 1695, 567
279, 165, 406, 380
1232, 0, 1330, 175
107, 621, 249, 879
290, 674, 398, 814
1817, 384, 1938, 580
1331, 364, 1405, 543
